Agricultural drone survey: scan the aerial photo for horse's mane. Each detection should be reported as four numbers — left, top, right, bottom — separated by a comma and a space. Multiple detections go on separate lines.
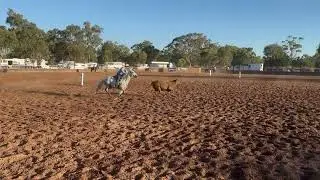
118, 68, 133, 84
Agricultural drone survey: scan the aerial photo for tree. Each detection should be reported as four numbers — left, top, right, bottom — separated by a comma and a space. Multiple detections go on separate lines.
126, 50, 147, 65
291, 54, 315, 69
231, 48, 248, 67
52, 42, 68, 63
6, 9, 50, 61
47, 21, 103, 64
11, 25, 50, 61
281, 35, 303, 60
46, 28, 66, 63
82, 21, 103, 62
4, 9, 106, 64
97, 41, 130, 64
176, 58, 188, 67
216, 45, 237, 67
0, 27, 17, 58
314, 56, 320, 68
62, 25, 83, 43
292, 54, 316, 68
231, 48, 257, 67
84, 47, 97, 62
65, 43, 86, 62
6, 8, 31, 29
301, 55, 314, 68
313, 44, 320, 68
131, 40, 160, 64
263, 44, 290, 67
199, 43, 219, 67
157, 50, 171, 62
164, 33, 210, 67
61, 24, 90, 62
252, 56, 263, 64
82, 21, 103, 49
131, 40, 152, 52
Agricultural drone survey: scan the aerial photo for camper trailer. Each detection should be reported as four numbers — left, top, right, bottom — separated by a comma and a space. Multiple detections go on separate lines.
232, 63, 264, 71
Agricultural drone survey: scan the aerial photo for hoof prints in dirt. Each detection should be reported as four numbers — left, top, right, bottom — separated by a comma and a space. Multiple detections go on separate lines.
0, 73, 320, 179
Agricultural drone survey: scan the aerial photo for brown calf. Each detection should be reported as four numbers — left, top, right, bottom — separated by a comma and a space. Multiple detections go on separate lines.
151, 79, 178, 92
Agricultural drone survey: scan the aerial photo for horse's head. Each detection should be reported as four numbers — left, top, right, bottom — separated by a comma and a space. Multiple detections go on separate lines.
127, 67, 138, 78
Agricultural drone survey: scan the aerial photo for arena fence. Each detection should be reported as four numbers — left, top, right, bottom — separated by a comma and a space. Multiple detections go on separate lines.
231, 71, 320, 76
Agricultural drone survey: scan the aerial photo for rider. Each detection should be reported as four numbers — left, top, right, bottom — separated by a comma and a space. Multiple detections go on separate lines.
115, 64, 129, 87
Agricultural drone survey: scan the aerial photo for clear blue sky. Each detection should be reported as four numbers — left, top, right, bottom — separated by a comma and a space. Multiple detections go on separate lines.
0, 0, 319, 56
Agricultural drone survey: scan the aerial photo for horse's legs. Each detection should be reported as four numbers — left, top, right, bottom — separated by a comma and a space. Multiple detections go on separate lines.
113, 90, 122, 100
107, 88, 112, 96
118, 90, 124, 97
104, 87, 112, 96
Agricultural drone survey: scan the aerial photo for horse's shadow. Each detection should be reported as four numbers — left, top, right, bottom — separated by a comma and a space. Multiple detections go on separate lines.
24, 90, 69, 96
57, 82, 81, 87
23, 90, 88, 97
95, 90, 145, 97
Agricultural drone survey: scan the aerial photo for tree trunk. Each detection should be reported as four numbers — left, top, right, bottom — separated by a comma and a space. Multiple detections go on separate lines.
185, 55, 192, 68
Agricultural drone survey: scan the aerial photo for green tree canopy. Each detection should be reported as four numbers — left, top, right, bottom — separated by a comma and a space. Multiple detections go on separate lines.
199, 43, 219, 67
301, 55, 314, 68
216, 45, 236, 67
97, 41, 130, 64
281, 35, 303, 60
6, 9, 50, 61
312, 45, 320, 68
131, 40, 160, 64
46, 22, 103, 63
164, 33, 210, 67
176, 58, 188, 67
263, 44, 290, 67
231, 48, 257, 66
126, 50, 147, 65
0, 27, 17, 58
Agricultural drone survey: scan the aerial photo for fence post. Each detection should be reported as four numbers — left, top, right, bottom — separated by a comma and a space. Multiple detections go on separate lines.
81, 72, 84, 86
239, 71, 241, 78
209, 70, 212, 76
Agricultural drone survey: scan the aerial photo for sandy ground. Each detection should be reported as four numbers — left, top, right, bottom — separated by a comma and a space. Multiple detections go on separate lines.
0, 71, 320, 179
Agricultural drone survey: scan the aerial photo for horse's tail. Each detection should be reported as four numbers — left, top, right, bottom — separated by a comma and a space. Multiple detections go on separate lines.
96, 79, 104, 93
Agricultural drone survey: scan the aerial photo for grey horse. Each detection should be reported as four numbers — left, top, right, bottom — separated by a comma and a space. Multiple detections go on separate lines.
96, 67, 138, 96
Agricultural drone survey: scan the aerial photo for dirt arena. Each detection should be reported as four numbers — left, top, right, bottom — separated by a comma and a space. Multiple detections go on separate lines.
0, 71, 319, 179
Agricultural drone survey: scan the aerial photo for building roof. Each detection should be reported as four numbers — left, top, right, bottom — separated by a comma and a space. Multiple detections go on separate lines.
150, 61, 169, 64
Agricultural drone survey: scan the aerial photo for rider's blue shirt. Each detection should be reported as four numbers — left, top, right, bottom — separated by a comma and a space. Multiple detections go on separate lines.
116, 67, 127, 81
